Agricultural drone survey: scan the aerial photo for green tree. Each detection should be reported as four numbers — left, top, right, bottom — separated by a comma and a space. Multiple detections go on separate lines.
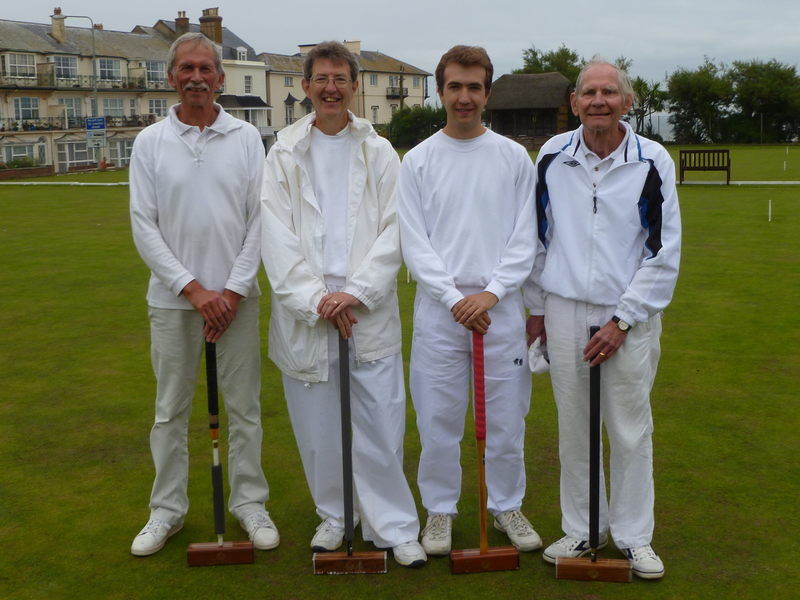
630, 77, 668, 137
727, 59, 800, 142
667, 58, 733, 143
514, 44, 584, 86
387, 105, 446, 148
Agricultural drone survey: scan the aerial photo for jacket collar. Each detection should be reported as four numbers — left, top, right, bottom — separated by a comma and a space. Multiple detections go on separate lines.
276, 110, 374, 155
561, 121, 643, 164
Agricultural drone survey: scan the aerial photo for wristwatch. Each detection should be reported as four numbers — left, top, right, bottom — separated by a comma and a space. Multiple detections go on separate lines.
612, 315, 632, 332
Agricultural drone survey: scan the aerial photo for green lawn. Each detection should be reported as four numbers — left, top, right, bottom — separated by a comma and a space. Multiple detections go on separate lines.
1, 166, 798, 599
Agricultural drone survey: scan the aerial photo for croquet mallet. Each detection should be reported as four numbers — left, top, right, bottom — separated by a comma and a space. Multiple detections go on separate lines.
187, 341, 255, 566
555, 326, 631, 582
313, 332, 387, 574
450, 330, 520, 574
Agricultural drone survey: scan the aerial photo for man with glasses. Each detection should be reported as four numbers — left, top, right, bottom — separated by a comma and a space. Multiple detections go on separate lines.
261, 41, 426, 567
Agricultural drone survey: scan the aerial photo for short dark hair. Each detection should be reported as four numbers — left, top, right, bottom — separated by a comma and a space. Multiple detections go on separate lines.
435, 45, 493, 93
303, 41, 360, 82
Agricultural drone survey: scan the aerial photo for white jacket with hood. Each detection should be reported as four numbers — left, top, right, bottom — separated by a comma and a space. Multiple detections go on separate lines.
261, 111, 402, 382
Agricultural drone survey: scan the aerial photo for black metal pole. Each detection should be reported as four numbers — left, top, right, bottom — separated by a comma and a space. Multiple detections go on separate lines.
588, 326, 601, 561
338, 334, 354, 556
205, 341, 225, 539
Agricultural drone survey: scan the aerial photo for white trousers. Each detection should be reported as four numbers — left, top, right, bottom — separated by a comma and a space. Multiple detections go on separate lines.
410, 289, 532, 516
283, 326, 420, 548
147, 299, 269, 525
545, 293, 661, 549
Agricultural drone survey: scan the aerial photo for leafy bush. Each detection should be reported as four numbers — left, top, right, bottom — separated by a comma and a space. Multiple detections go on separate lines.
6, 157, 38, 168
387, 106, 446, 148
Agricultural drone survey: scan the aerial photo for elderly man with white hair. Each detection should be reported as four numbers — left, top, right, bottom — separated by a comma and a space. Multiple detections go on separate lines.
525, 58, 681, 579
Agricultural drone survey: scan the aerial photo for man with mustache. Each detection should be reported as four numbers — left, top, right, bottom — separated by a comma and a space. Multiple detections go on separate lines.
129, 32, 277, 556
397, 45, 540, 556
261, 41, 426, 567
525, 58, 681, 579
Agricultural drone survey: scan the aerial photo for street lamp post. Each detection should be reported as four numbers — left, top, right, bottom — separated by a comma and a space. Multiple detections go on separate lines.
51, 12, 102, 166
52, 13, 98, 116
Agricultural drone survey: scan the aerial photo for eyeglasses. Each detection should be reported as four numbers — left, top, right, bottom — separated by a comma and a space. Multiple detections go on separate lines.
310, 75, 352, 88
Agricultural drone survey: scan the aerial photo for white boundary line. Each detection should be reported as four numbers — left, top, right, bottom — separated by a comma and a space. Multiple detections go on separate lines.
0, 182, 129, 186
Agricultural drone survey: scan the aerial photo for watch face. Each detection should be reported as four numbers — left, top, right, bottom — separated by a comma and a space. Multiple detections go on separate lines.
617, 319, 630, 332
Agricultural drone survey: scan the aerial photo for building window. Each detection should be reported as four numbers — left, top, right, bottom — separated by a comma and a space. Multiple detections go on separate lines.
109, 139, 134, 166
413, 76, 420, 89
103, 98, 124, 117
413, 104, 421, 109
369, 73, 378, 86
57, 141, 97, 172
98, 58, 121, 81
54, 56, 78, 80
391, 104, 398, 115
285, 104, 295, 125
244, 75, 253, 94
58, 97, 83, 117
148, 99, 167, 117
2, 144, 34, 162
130, 99, 137, 115
57, 97, 83, 127
237, 47, 248, 61
284, 76, 293, 87
371, 106, 379, 124
6, 53, 36, 78
13, 97, 39, 120
389, 75, 400, 87
145, 61, 166, 84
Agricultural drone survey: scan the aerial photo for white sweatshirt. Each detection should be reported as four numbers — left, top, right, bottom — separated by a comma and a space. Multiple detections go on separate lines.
397, 129, 536, 309
129, 105, 264, 309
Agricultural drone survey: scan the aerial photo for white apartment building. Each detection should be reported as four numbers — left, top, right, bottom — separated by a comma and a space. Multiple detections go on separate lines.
1, 9, 428, 172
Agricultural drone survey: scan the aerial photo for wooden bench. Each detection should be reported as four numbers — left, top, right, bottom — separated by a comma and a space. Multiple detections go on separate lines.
679, 149, 731, 184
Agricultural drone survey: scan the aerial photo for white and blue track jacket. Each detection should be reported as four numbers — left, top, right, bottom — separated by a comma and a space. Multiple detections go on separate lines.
525, 122, 681, 325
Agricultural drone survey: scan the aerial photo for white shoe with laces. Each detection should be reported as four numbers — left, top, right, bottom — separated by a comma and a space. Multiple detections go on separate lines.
421, 513, 452, 555
623, 545, 665, 579
393, 540, 427, 567
493, 510, 543, 551
131, 518, 182, 556
239, 510, 280, 550
310, 518, 345, 552
542, 535, 608, 564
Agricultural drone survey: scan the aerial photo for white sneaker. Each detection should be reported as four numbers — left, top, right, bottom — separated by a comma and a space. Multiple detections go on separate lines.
310, 518, 344, 552
542, 535, 608, 564
493, 510, 542, 551
239, 510, 280, 550
421, 513, 452, 556
393, 540, 427, 568
131, 518, 182, 556
624, 545, 665, 579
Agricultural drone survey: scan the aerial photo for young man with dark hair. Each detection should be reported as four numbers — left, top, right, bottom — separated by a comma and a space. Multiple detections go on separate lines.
398, 45, 540, 556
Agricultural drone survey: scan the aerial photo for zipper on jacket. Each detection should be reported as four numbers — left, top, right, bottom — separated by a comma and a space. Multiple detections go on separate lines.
593, 195, 597, 214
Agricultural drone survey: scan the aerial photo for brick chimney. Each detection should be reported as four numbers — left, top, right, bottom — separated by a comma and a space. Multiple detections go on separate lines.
199, 7, 222, 44
93, 23, 104, 30
175, 11, 189, 36
51, 7, 65, 43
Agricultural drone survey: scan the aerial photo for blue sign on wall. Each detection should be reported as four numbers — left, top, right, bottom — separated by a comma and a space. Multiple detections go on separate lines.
85, 117, 107, 130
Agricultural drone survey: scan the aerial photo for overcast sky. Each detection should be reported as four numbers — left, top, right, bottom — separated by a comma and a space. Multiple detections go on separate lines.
6, 1, 799, 92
